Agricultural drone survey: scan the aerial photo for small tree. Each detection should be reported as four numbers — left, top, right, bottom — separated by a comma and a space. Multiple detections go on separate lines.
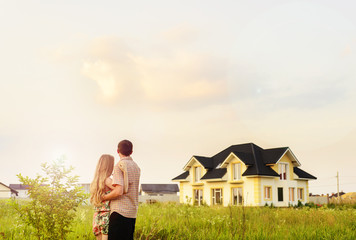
12, 157, 88, 240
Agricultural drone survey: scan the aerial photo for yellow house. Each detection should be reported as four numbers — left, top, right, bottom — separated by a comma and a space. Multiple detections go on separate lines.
172, 143, 316, 207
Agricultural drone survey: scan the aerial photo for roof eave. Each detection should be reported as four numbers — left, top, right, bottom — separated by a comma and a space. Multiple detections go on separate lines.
201, 178, 227, 182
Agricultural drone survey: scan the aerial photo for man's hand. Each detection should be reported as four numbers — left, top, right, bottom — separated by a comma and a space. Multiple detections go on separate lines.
102, 185, 123, 201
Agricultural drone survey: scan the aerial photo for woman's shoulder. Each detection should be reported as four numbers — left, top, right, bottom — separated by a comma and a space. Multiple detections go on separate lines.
105, 177, 112, 184
105, 177, 114, 190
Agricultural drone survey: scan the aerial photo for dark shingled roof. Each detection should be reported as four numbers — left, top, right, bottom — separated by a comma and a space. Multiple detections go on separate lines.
173, 143, 316, 181
201, 168, 227, 180
212, 143, 285, 176
141, 184, 179, 193
9, 184, 30, 190
193, 156, 214, 169
262, 148, 288, 164
293, 167, 317, 179
172, 171, 189, 181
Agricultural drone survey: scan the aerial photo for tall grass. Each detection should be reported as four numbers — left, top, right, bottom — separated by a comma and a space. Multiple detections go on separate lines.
135, 202, 356, 240
1, 200, 355, 240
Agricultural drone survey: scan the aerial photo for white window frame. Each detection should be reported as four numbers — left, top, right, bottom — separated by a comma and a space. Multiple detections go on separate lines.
279, 163, 288, 180
194, 189, 203, 206
231, 187, 243, 205
297, 188, 304, 201
264, 186, 272, 200
289, 187, 295, 202
194, 167, 201, 183
212, 188, 223, 205
232, 163, 241, 181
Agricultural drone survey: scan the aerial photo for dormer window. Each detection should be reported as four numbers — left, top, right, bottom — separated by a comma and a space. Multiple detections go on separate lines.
194, 167, 201, 183
232, 163, 241, 181
280, 163, 288, 180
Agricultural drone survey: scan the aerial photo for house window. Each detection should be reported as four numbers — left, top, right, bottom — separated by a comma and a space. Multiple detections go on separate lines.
279, 163, 288, 180
289, 188, 295, 202
231, 187, 243, 205
297, 188, 304, 201
278, 187, 284, 202
194, 167, 201, 183
194, 189, 203, 206
212, 188, 223, 205
264, 186, 272, 200
232, 163, 241, 181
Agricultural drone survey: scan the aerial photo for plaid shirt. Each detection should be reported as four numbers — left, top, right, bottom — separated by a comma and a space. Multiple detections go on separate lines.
110, 157, 141, 218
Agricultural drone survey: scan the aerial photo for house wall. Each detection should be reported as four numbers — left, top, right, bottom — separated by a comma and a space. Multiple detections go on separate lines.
0, 184, 11, 198
16, 189, 29, 198
139, 195, 179, 203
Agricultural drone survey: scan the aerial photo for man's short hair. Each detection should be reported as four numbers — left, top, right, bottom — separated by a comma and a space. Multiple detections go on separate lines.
118, 140, 133, 156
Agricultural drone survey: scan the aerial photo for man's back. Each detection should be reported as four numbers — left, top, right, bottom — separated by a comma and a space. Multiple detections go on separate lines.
110, 157, 140, 218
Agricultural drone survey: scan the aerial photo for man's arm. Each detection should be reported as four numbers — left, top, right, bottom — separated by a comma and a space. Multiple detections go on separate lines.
102, 184, 123, 201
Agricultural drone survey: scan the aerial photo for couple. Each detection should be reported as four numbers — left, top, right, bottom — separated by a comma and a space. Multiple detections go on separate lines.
90, 140, 140, 240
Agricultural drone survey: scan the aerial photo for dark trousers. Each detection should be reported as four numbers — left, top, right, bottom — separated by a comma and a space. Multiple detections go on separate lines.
108, 212, 136, 240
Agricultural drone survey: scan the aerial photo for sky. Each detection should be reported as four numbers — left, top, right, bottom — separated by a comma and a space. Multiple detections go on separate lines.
1, 0, 355, 195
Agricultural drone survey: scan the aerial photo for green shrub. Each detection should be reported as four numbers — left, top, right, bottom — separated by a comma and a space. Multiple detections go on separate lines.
11, 158, 88, 240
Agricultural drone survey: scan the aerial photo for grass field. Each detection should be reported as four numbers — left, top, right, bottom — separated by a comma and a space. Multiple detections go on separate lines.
0, 200, 355, 240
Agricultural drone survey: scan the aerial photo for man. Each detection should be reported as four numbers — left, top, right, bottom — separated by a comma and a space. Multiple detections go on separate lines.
102, 140, 141, 240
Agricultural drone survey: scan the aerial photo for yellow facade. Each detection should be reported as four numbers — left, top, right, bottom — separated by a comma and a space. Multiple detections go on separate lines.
271, 154, 294, 180
175, 147, 313, 207
254, 178, 261, 204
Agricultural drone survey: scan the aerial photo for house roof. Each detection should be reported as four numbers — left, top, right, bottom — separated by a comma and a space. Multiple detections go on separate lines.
0, 182, 19, 194
173, 143, 316, 181
193, 156, 214, 169
141, 184, 179, 193
261, 148, 288, 164
9, 184, 30, 190
293, 167, 317, 179
200, 168, 227, 180
172, 171, 189, 181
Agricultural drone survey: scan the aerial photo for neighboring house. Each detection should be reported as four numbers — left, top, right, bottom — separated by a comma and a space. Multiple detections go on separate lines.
0, 182, 18, 198
140, 184, 179, 196
9, 184, 29, 198
139, 184, 180, 203
172, 143, 317, 207
309, 194, 329, 205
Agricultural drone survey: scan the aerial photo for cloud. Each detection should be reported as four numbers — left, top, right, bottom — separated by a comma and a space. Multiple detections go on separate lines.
133, 51, 227, 104
80, 36, 228, 107
81, 59, 120, 99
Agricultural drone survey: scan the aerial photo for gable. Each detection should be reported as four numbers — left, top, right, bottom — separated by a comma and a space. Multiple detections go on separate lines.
274, 148, 301, 166
220, 152, 245, 168
183, 156, 209, 171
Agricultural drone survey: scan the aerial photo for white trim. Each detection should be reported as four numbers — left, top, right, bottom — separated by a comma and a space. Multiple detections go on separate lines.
244, 175, 277, 178
183, 156, 204, 171
275, 148, 301, 167
201, 178, 227, 182
295, 177, 315, 181
220, 152, 244, 168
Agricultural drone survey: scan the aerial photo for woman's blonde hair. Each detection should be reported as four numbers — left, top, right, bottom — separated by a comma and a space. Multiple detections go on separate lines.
90, 154, 114, 207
